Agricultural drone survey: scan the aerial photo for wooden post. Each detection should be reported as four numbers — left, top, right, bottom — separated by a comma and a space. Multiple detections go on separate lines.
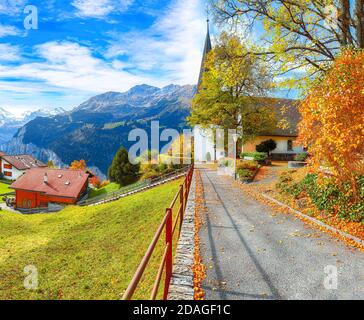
164, 208, 173, 300
179, 186, 184, 233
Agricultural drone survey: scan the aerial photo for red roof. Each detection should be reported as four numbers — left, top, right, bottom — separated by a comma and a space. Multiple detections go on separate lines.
2, 154, 46, 170
10, 168, 89, 199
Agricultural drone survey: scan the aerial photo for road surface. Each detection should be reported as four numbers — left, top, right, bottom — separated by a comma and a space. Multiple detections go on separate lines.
198, 168, 364, 300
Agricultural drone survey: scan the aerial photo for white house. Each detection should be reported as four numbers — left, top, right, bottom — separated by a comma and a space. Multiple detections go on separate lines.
0, 154, 47, 180
193, 126, 226, 162
193, 99, 307, 162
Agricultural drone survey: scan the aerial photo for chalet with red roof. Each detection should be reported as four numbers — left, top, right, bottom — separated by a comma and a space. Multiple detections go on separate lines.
10, 168, 89, 210
0, 153, 47, 180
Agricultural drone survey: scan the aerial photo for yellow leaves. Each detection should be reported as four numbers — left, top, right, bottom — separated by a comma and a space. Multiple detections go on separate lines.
298, 49, 364, 188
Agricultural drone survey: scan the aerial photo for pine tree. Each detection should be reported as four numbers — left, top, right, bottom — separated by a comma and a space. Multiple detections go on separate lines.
108, 147, 140, 186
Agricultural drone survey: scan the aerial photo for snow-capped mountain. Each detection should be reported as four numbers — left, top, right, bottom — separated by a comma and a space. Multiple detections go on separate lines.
0, 107, 17, 125
21, 107, 67, 123
0, 107, 67, 145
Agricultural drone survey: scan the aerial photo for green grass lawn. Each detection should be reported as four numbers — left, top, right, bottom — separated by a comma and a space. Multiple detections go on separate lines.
0, 181, 13, 202
88, 182, 120, 198
0, 179, 182, 300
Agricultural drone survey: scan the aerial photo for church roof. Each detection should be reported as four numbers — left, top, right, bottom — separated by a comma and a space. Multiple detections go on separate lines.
197, 20, 212, 89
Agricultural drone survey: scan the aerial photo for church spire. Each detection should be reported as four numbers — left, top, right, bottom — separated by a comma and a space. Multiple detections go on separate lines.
197, 18, 212, 90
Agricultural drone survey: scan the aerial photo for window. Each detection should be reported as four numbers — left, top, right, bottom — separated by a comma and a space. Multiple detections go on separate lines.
287, 140, 293, 151
4, 164, 12, 169
4, 171, 12, 177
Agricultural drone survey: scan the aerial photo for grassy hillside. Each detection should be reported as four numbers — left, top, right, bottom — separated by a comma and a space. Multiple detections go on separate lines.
0, 181, 12, 203
0, 179, 182, 300
88, 182, 120, 198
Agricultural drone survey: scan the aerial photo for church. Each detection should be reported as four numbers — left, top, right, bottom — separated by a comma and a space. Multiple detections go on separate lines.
193, 21, 306, 162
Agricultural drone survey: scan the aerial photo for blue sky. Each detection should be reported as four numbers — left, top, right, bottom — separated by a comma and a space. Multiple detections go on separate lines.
0, 0, 298, 117
0, 0, 208, 116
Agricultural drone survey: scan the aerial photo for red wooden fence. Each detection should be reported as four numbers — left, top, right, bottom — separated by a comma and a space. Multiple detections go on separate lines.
122, 165, 194, 300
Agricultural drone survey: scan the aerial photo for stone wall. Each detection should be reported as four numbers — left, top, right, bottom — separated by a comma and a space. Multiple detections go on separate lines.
167, 172, 196, 300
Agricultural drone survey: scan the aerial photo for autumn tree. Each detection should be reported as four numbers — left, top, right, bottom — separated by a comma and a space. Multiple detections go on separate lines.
211, 0, 364, 84
70, 159, 87, 171
188, 32, 276, 143
47, 160, 55, 168
298, 49, 364, 193
90, 176, 101, 189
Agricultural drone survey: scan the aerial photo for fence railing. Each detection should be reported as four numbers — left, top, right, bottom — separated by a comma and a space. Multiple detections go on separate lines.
78, 166, 191, 206
122, 164, 194, 300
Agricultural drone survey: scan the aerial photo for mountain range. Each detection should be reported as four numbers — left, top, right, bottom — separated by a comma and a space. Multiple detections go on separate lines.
2, 84, 196, 177
0, 107, 67, 145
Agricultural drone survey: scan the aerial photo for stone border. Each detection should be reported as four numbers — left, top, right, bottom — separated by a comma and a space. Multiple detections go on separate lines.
168, 171, 196, 300
262, 193, 364, 247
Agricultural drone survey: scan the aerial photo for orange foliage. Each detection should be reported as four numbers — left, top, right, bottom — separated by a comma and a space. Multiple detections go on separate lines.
100, 180, 110, 188
70, 159, 87, 171
298, 49, 364, 191
193, 170, 206, 300
90, 176, 101, 188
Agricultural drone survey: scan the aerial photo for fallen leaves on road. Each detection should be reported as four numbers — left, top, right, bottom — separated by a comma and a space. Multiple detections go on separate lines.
192, 170, 206, 300
234, 179, 364, 252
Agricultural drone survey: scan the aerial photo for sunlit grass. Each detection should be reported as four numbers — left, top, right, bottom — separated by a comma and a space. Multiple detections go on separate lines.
0, 179, 182, 300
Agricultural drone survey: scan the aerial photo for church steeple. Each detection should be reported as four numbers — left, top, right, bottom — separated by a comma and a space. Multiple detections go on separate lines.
197, 19, 212, 90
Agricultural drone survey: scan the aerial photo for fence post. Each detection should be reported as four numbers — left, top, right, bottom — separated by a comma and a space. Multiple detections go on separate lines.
179, 185, 184, 233
164, 208, 173, 300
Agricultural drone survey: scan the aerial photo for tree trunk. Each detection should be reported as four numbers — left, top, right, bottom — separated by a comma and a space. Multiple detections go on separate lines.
355, 0, 364, 48
339, 0, 351, 46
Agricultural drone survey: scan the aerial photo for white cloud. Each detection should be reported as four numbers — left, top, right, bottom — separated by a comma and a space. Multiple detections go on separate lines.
0, 24, 20, 37
0, 0, 207, 112
72, 0, 133, 18
0, 41, 160, 94
105, 0, 206, 85
0, 0, 27, 15
0, 43, 21, 61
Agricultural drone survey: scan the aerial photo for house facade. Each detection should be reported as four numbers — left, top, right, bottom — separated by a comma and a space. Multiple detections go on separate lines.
10, 168, 89, 209
0, 153, 47, 180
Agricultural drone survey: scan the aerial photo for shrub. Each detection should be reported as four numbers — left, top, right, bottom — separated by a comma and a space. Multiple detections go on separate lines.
241, 152, 267, 162
295, 153, 308, 162
256, 139, 277, 156
157, 163, 168, 172
237, 168, 254, 182
141, 170, 160, 180
276, 171, 295, 193
277, 172, 364, 222
237, 160, 259, 171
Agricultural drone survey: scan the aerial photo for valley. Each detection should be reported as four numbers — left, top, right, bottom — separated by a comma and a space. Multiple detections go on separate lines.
2, 84, 195, 176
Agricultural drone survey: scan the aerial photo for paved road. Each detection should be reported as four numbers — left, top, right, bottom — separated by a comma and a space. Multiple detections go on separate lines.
198, 168, 364, 300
